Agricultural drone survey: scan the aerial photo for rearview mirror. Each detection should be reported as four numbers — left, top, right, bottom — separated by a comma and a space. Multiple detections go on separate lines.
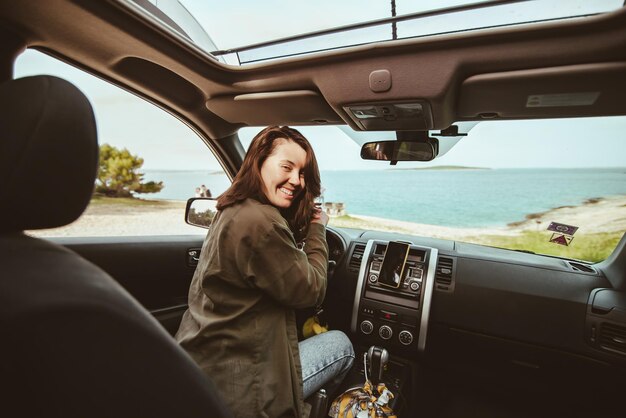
360, 137, 438, 162
185, 198, 218, 229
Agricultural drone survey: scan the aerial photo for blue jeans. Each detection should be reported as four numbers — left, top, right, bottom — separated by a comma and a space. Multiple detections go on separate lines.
299, 330, 355, 399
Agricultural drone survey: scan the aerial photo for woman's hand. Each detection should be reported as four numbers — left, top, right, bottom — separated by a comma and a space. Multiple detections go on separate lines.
311, 205, 329, 226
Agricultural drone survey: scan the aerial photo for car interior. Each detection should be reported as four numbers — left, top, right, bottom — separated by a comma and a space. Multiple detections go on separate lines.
1, 0, 625, 417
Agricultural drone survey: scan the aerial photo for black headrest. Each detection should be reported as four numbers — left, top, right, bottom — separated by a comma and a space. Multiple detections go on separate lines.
0, 76, 98, 232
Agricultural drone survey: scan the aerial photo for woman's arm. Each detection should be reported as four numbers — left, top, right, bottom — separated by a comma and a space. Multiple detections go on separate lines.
246, 220, 329, 309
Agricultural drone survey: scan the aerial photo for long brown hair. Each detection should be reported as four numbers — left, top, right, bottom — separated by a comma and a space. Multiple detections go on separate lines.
217, 126, 321, 240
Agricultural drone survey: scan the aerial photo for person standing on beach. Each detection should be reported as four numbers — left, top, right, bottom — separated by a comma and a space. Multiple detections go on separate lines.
199, 184, 208, 197
176, 126, 354, 418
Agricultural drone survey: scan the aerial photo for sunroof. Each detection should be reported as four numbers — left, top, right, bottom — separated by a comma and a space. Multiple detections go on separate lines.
129, 0, 624, 66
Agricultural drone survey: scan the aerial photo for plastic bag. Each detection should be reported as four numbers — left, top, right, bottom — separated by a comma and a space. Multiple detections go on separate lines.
328, 353, 396, 417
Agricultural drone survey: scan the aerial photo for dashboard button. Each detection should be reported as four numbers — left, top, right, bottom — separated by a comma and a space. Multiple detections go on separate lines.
368, 274, 378, 283
360, 320, 374, 335
411, 268, 423, 279
399, 330, 413, 345
379, 325, 393, 340
378, 309, 398, 322
361, 307, 375, 316
409, 281, 420, 292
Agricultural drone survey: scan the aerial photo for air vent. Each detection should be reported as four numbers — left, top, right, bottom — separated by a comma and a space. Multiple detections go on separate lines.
568, 261, 596, 274
599, 323, 626, 355
349, 244, 366, 272
435, 256, 455, 292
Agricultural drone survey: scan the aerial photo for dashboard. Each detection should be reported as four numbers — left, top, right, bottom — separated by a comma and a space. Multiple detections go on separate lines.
324, 226, 626, 372
317, 226, 626, 415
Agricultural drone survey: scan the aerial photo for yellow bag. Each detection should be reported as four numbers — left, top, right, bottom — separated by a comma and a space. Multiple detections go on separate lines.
302, 306, 328, 339
302, 315, 328, 338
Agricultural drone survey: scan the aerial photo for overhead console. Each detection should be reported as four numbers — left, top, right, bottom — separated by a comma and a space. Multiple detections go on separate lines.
351, 240, 437, 351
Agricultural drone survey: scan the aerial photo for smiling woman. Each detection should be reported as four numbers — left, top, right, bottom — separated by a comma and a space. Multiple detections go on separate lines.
217, 126, 322, 238
261, 138, 307, 207
176, 125, 354, 417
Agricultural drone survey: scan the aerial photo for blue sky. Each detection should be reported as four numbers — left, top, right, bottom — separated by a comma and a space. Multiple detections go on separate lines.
178, 0, 622, 49
178, 0, 622, 64
12, 0, 626, 171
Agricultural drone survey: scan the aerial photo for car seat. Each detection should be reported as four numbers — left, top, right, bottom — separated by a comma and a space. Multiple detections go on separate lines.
0, 75, 232, 418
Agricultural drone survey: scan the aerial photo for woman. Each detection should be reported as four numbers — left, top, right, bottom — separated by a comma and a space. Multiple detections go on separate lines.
176, 126, 354, 418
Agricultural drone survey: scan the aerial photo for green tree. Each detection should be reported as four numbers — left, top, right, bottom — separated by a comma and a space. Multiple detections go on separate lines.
95, 144, 164, 197
188, 207, 216, 227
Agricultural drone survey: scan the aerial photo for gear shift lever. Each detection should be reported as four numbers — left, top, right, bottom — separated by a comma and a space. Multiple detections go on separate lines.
366, 346, 389, 385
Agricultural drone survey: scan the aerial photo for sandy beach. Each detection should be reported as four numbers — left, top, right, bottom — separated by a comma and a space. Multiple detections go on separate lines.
31, 195, 626, 239
32, 200, 203, 237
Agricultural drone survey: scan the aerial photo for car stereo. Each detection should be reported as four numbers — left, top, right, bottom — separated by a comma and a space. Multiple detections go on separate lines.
351, 240, 437, 351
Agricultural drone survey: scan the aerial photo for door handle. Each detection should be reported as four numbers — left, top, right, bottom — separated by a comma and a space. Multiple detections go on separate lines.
187, 248, 202, 267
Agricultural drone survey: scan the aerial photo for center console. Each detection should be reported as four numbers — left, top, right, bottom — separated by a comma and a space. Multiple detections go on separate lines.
351, 239, 438, 351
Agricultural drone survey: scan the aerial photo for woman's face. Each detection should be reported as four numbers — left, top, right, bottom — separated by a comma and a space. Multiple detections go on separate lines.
260, 138, 307, 208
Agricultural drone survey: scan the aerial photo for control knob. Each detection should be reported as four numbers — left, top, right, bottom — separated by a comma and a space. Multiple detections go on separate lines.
399, 330, 414, 345
360, 320, 374, 335
368, 274, 378, 284
379, 325, 393, 340
409, 280, 420, 292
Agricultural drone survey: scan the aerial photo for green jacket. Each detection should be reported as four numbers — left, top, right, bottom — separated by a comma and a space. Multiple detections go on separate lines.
176, 198, 328, 418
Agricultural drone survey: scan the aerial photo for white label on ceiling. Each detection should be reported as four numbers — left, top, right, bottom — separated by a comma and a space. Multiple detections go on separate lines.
526, 92, 600, 108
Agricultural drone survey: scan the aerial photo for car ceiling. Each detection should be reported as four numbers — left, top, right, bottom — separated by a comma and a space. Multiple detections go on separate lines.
1, 0, 626, 144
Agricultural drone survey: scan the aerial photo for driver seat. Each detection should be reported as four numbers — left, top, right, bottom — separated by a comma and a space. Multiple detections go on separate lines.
0, 76, 232, 417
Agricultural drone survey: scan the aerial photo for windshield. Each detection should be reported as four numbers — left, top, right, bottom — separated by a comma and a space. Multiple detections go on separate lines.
127, 0, 624, 65
240, 118, 626, 263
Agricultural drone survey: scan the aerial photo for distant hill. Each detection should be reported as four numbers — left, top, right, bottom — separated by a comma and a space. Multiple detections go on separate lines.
390, 165, 490, 171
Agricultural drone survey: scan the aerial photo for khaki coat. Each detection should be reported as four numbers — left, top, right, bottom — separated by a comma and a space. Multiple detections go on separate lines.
176, 198, 328, 417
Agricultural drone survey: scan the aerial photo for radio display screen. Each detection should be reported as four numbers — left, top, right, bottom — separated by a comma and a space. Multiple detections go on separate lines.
378, 241, 410, 288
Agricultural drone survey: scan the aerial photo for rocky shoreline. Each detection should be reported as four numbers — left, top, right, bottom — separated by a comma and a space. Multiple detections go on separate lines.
329, 195, 626, 240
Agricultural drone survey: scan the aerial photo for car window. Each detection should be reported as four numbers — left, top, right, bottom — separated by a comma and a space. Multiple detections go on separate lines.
15, 49, 229, 237
240, 120, 626, 263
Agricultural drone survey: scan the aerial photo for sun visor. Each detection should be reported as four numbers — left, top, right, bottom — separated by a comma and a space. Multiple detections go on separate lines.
207, 90, 342, 126
458, 62, 626, 120
343, 101, 434, 131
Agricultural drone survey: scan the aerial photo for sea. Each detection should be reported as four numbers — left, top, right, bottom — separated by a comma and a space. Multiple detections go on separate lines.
143, 168, 626, 228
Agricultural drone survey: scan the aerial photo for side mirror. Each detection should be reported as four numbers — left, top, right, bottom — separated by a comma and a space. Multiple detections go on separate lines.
360, 137, 438, 162
185, 198, 218, 229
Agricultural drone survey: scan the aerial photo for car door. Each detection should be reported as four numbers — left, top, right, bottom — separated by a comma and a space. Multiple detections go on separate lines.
53, 235, 204, 335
